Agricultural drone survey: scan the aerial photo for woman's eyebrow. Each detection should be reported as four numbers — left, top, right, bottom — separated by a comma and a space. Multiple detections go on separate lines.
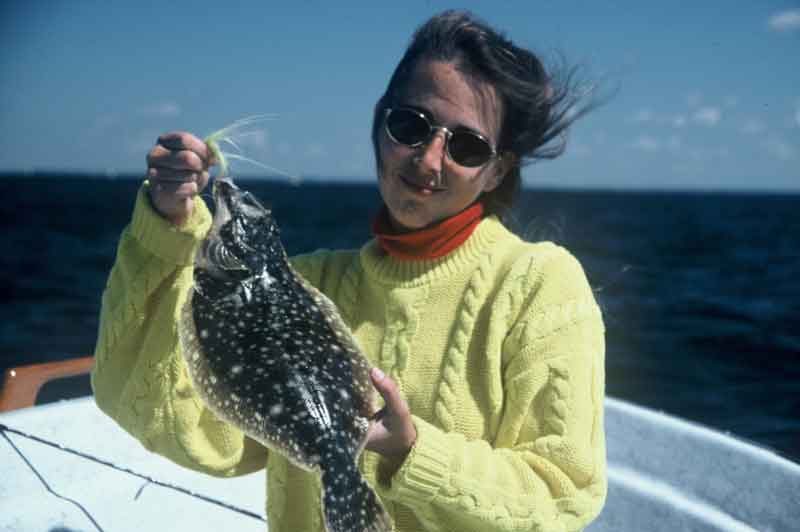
399, 102, 490, 137
398, 102, 434, 120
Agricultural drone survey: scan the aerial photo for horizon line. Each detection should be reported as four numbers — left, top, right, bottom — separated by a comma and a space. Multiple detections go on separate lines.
2, 171, 798, 196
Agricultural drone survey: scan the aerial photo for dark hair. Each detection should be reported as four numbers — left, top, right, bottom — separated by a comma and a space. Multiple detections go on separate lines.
372, 10, 596, 219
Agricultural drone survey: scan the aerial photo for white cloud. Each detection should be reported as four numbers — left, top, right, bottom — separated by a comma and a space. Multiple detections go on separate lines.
768, 9, 800, 32
235, 130, 268, 151
140, 102, 181, 117
87, 102, 180, 137
687, 91, 703, 108
569, 141, 591, 157
629, 111, 690, 128
88, 113, 118, 135
125, 130, 159, 155
592, 131, 607, 145
687, 146, 730, 162
666, 135, 682, 151
632, 135, 660, 152
740, 119, 766, 135
631, 109, 654, 123
671, 115, 687, 128
763, 138, 796, 161
306, 142, 327, 158
692, 107, 721, 127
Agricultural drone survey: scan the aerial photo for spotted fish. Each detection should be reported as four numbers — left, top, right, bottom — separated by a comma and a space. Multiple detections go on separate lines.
178, 177, 392, 532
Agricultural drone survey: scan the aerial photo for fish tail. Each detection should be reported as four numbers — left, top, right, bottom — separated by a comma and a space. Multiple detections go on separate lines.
319, 444, 392, 532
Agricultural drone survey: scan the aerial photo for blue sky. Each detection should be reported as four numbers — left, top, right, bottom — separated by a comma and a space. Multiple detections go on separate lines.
1, 1, 798, 191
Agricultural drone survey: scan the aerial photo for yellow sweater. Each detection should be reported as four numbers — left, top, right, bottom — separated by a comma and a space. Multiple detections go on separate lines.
92, 183, 607, 532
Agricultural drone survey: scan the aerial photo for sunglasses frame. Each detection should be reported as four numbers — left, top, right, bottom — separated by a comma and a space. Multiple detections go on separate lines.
383, 107, 498, 168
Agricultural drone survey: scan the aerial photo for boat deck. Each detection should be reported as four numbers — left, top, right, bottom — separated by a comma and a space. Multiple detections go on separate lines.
1, 397, 798, 531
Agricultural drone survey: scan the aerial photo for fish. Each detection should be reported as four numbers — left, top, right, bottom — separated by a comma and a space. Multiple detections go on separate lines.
178, 176, 392, 532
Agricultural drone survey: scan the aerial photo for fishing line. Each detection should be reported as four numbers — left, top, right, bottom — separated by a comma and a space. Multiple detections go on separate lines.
0, 423, 266, 523
1, 426, 106, 532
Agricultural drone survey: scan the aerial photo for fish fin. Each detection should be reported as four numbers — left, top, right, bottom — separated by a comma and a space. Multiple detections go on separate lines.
319, 440, 392, 532
292, 270, 381, 420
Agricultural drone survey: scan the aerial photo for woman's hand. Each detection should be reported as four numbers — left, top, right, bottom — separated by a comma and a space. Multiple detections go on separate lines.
146, 131, 216, 226
365, 368, 417, 460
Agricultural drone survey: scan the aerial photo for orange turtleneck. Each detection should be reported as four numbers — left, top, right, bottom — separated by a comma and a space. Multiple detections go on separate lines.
371, 202, 485, 261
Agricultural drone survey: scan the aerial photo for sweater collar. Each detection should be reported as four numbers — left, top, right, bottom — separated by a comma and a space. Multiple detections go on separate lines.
371, 202, 484, 262
361, 215, 514, 286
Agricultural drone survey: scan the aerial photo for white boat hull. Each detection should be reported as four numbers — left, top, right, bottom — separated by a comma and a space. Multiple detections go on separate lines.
1, 397, 798, 531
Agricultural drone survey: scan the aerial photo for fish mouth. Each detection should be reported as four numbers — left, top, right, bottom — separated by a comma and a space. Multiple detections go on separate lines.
212, 177, 271, 227
211, 177, 239, 233
212, 177, 239, 228
196, 180, 245, 277
197, 177, 265, 277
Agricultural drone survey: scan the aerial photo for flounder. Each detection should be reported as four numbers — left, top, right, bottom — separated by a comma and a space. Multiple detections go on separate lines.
178, 177, 391, 532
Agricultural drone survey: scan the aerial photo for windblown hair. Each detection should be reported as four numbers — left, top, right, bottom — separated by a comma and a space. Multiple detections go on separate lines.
372, 10, 597, 219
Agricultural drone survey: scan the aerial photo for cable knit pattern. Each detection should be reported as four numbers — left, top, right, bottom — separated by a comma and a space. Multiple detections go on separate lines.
499, 245, 565, 337
510, 299, 602, 356
433, 251, 493, 432
386, 290, 422, 380
539, 361, 571, 438
92, 186, 607, 532
338, 254, 362, 326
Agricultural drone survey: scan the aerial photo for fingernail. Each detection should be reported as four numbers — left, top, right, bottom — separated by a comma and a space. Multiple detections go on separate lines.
372, 368, 385, 381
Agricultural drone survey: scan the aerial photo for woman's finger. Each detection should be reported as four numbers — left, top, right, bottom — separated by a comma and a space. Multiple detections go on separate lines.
370, 368, 409, 418
151, 179, 198, 200
149, 149, 206, 172
158, 131, 211, 160
148, 167, 208, 183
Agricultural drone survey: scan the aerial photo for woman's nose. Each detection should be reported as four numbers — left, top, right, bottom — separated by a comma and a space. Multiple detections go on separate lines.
415, 129, 447, 175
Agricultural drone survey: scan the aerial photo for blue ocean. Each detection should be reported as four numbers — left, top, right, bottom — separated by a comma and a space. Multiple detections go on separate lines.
1, 176, 798, 463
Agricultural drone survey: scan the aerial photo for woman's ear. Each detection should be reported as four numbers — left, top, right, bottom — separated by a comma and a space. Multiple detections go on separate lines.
483, 152, 517, 192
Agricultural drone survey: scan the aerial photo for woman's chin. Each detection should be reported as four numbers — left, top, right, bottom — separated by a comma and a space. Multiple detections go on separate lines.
385, 203, 432, 233
389, 214, 426, 233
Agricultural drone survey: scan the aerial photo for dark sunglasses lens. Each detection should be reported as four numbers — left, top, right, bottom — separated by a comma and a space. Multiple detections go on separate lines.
387, 110, 430, 145
449, 132, 493, 167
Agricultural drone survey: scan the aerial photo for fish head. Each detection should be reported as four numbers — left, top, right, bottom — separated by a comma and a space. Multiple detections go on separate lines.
194, 177, 282, 292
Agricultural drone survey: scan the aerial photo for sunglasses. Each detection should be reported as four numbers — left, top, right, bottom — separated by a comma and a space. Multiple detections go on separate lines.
384, 107, 498, 168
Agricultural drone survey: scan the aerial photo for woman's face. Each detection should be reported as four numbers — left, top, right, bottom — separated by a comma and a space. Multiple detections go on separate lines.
377, 60, 508, 231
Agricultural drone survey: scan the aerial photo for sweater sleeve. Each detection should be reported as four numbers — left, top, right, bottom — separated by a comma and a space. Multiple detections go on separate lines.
91, 183, 267, 477
375, 248, 607, 532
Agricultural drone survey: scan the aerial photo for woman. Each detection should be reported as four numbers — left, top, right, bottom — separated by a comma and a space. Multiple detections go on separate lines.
92, 10, 607, 532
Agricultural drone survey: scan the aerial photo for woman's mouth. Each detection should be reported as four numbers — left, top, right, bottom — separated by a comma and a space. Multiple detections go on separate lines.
399, 175, 445, 196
